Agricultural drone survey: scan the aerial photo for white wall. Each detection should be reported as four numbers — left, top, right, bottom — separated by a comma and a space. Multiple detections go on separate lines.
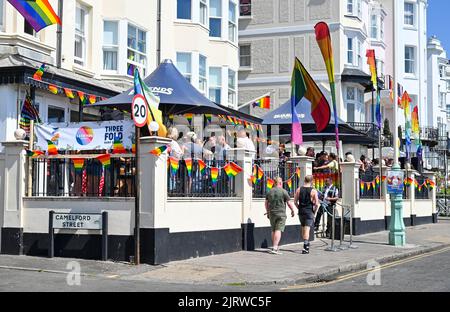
250, 199, 300, 228
0, 152, 4, 245
414, 199, 434, 217
357, 200, 386, 221
23, 198, 134, 235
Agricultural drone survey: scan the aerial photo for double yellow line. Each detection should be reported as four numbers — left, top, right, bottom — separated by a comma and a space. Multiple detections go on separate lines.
281, 246, 450, 291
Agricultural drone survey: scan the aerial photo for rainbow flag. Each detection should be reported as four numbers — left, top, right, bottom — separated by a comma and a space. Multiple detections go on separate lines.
257, 167, 264, 181
366, 50, 378, 91
64, 88, 75, 99
402, 91, 412, 159
132, 144, 136, 154
197, 159, 206, 174
205, 114, 213, 123
185, 114, 194, 125
412, 105, 420, 137
97, 154, 111, 168
33, 64, 46, 80
427, 180, 436, 189
20, 94, 41, 134
7, 0, 61, 32
252, 96, 271, 109
169, 157, 179, 175
387, 75, 394, 103
211, 168, 219, 186
47, 140, 58, 155
48, 84, 58, 94
296, 168, 301, 179
360, 182, 365, 193
227, 116, 235, 124
224, 162, 243, 178
89, 95, 97, 105
315, 22, 340, 150
250, 176, 257, 185
112, 139, 127, 154
150, 145, 169, 156
267, 179, 275, 191
287, 179, 293, 192
72, 158, 85, 173
134, 68, 167, 137
78, 91, 87, 105
26, 150, 44, 158
185, 159, 193, 177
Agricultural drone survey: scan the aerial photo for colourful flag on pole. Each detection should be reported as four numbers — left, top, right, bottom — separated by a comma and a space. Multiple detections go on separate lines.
47, 140, 58, 155
20, 94, 41, 134
412, 105, 420, 137
287, 179, 293, 192
290, 60, 303, 146
402, 91, 412, 159
134, 68, 167, 137
257, 167, 264, 181
296, 168, 301, 179
150, 145, 169, 156
7, 0, 61, 32
386, 75, 394, 103
314, 22, 340, 150
252, 96, 271, 109
397, 83, 404, 109
366, 50, 378, 91
33, 64, 46, 80
205, 114, 213, 123
26, 150, 45, 158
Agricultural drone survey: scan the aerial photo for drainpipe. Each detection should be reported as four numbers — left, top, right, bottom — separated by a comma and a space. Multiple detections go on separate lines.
157, 0, 162, 65
56, 0, 63, 68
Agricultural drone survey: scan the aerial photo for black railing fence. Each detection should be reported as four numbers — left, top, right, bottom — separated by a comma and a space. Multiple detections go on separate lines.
359, 170, 382, 200
31, 156, 136, 197
167, 159, 236, 198
415, 175, 430, 200
252, 159, 300, 199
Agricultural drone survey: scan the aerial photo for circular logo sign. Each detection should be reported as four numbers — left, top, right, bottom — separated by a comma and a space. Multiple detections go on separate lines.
76, 126, 94, 145
132, 94, 149, 128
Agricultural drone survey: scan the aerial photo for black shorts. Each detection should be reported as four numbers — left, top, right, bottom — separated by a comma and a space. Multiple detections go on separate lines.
299, 213, 314, 227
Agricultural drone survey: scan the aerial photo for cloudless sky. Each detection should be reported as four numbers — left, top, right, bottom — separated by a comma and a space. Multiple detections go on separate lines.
427, 0, 450, 52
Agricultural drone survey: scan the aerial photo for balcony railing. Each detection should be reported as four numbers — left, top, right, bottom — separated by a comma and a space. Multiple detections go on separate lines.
421, 127, 439, 142
348, 122, 380, 138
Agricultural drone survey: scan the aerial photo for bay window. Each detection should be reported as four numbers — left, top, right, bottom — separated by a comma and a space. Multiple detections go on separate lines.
74, 4, 87, 66
346, 86, 365, 123
103, 21, 119, 71
177, 52, 192, 83
228, 69, 237, 105
127, 24, 147, 76
228, 1, 237, 42
199, 55, 207, 95
209, 0, 222, 38
209, 67, 222, 104
199, 0, 208, 26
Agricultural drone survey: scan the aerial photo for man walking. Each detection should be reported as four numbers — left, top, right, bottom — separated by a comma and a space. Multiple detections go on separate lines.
314, 177, 339, 233
295, 176, 320, 254
265, 177, 296, 255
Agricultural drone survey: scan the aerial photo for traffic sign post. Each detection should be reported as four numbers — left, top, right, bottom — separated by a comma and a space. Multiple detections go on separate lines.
132, 95, 149, 265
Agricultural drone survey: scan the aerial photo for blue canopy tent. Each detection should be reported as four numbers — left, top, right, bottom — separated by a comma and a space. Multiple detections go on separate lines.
92, 59, 230, 116
262, 98, 376, 146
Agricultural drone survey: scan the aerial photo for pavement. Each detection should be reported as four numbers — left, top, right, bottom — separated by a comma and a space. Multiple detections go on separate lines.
0, 218, 449, 288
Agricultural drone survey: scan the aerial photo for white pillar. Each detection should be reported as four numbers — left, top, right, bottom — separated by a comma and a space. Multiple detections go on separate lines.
290, 156, 314, 186
1, 140, 28, 255
340, 162, 359, 215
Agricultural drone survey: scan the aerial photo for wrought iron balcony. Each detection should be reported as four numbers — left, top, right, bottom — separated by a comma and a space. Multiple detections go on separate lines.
348, 122, 380, 138
421, 127, 439, 142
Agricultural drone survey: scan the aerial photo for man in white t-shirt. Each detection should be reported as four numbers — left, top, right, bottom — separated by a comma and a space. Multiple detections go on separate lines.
236, 129, 256, 153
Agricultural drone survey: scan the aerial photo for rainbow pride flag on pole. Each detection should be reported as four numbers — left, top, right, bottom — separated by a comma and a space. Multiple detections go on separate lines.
315, 22, 340, 150
33, 64, 46, 80
7, 0, 61, 32
252, 95, 271, 109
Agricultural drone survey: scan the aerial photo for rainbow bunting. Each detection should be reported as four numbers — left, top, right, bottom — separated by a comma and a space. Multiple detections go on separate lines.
89, 95, 97, 105
296, 168, 301, 179
376, 176, 381, 186
72, 158, 85, 173
224, 162, 243, 178
33, 63, 46, 80
427, 180, 435, 190
197, 159, 206, 174
250, 176, 257, 185
211, 168, 219, 186
97, 154, 111, 168
227, 116, 235, 124
169, 157, 180, 176
360, 182, 365, 193
252, 96, 271, 109
64, 88, 75, 99
382, 176, 387, 183
257, 167, 264, 181
47, 140, 58, 156
7, 0, 61, 32
48, 84, 58, 95
287, 179, 293, 192
78, 91, 87, 105
315, 22, 340, 150
132, 144, 136, 154
112, 139, 127, 154
150, 145, 169, 157
205, 114, 213, 123
185, 159, 193, 177
267, 179, 275, 191
26, 150, 44, 158
185, 114, 194, 125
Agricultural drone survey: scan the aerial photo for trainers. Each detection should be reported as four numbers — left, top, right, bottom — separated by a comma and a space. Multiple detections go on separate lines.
269, 248, 283, 255
302, 249, 310, 254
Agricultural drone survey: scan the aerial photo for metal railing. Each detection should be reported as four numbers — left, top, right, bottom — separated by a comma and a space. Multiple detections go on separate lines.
252, 159, 300, 199
421, 127, 439, 142
348, 122, 380, 139
31, 156, 136, 198
167, 159, 236, 198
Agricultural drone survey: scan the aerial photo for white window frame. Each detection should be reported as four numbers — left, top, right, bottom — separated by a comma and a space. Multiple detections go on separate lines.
370, 14, 378, 39
127, 23, 148, 77
380, 15, 384, 40
347, 37, 354, 65
176, 52, 192, 83
228, 1, 237, 43
405, 46, 416, 75
239, 44, 251, 67
74, 4, 88, 66
199, 54, 207, 95
102, 20, 119, 73
347, 0, 361, 18
199, 0, 208, 27
376, 59, 384, 78
346, 86, 364, 123
404, 2, 415, 26
209, 67, 222, 104
228, 69, 237, 106
0, 0, 4, 30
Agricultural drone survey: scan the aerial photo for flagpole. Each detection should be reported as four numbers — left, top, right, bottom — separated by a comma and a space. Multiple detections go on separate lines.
238, 92, 271, 110
56, 0, 63, 69
134, 126, 141, 265
378, 90, 383, 200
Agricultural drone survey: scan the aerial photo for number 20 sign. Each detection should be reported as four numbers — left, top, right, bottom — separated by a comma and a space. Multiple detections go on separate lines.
132, 94, 149, 128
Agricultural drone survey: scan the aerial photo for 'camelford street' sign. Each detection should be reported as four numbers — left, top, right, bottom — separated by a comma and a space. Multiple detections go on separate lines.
53, 213, 102, 230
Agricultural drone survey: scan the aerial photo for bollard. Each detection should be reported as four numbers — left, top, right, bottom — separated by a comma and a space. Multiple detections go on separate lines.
326, 205, 338, 252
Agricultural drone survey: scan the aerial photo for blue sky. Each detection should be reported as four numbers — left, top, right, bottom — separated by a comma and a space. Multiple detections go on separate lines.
428, 0, 450, 51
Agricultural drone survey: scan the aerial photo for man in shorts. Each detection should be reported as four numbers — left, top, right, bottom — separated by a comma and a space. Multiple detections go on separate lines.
265, 177, 296, 255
